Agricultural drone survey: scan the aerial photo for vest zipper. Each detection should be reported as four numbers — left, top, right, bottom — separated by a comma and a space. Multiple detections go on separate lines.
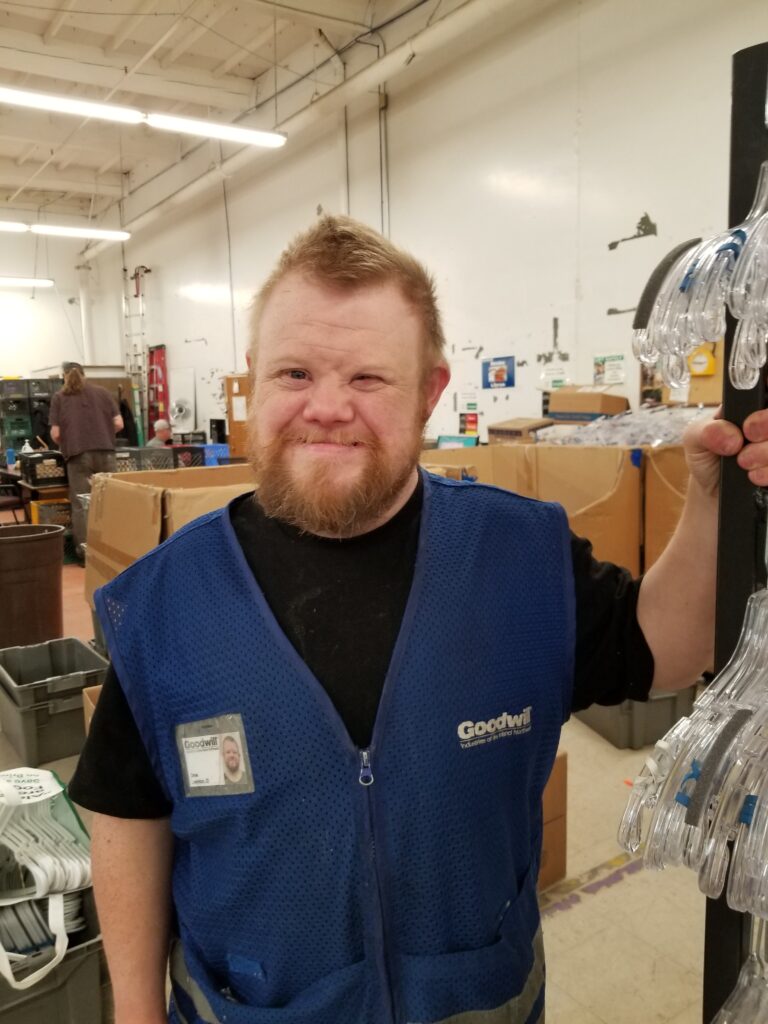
357, 748, 396, 1024
359, 749, 374, 786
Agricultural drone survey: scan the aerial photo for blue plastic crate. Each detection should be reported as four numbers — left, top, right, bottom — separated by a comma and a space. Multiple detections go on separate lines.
203, 443, 230, 466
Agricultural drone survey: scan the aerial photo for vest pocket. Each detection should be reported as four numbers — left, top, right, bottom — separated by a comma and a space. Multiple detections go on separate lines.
172, 940, 369, 1024
396, 871, 542, 1024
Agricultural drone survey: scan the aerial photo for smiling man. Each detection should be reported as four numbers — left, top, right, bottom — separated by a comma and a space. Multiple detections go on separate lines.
70, 215, 768, 1024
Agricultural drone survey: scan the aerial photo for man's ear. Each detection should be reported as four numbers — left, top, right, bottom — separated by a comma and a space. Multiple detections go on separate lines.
423, 362, 451, 419
246, 351, 252, 371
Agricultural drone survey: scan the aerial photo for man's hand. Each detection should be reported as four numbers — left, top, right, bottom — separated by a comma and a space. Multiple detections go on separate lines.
683, 406, 768, 495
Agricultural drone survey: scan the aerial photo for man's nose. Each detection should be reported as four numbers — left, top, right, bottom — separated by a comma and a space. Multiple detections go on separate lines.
301, 380, 354, 425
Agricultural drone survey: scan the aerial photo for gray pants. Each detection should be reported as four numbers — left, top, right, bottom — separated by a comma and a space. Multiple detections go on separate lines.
67, 450, 116, 550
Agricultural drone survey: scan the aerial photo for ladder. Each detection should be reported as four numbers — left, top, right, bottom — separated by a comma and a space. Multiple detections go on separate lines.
121, 264, 151, 446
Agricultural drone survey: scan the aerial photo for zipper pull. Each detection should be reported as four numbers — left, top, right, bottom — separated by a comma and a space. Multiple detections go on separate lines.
359, 749, 374, 786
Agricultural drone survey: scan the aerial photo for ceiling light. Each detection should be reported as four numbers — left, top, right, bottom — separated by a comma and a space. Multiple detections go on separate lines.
0, 86, 143, 125
0, 85, 286, 149
0, 221, 28, 233
30, 225, 130, 241
0, 277, 54, 288
146, 113, 286, 148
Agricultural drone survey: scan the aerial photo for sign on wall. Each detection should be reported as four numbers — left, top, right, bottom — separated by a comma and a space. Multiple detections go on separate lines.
482, 356, 516, 389
593, 353, 626, 385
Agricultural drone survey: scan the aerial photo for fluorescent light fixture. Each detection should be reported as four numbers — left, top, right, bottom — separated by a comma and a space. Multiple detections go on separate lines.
0, 277, 54, 288
146, 112, 286, 148
0, 220, 129, 241
0, 86, 143, 125
30, 224, 130, 241
0, 85, 286, 149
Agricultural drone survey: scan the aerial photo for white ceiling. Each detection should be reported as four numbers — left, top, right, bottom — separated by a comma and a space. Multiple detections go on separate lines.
0, 0, 394, 220
0, 0, 558, 241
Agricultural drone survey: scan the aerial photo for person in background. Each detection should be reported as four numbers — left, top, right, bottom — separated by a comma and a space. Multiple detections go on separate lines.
50, 362, 123, 562
146, 419, 173, 447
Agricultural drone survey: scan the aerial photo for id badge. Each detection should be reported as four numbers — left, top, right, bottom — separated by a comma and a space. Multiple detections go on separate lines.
175, 713, 255, 797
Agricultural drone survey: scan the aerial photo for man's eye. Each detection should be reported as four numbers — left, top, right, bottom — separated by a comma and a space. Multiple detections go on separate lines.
284, 369, 308, 380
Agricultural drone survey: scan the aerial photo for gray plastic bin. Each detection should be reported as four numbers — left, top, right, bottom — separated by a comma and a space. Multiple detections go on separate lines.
0, 888, 105, 1024
0, 683, 87, 766
0, 638, 108, 708
574, 686, 696, 750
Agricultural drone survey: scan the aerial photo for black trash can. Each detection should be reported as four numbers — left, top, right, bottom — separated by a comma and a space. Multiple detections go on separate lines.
0, 524, 65, 648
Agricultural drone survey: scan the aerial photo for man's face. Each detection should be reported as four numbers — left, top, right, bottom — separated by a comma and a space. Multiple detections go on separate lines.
249, 272, 448, 536
157, 427, 172, 442
223, 738, 240, 773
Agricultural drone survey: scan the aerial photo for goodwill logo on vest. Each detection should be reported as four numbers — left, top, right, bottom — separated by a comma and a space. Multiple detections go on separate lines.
457, 707, 532, 749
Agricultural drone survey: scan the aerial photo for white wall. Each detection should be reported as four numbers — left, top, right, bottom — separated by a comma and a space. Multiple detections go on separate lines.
0, 232, 86, 376
7, 0, 768, 439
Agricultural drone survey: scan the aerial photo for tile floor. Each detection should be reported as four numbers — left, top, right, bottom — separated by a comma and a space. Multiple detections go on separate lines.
0, 520, 709, 1021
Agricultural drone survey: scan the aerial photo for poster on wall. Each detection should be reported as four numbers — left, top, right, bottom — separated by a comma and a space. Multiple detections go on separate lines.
482, 356, 516, 389
593, 353, 626, 385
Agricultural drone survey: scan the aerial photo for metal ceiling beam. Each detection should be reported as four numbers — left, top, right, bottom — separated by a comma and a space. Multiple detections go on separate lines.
0, 109, 179, 161
212, 21, 283, 77
0, 28, 253, 110
43, 0, 78, 45
0, 158, 123, 196
15, 144, 37, 167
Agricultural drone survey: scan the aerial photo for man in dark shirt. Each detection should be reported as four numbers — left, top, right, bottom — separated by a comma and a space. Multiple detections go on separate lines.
50, 363, 123, 558
70, 216, 768, 1024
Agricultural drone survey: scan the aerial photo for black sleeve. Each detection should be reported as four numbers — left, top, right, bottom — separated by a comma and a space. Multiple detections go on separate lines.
570, 532, 655, 712
68, 664, 172, 818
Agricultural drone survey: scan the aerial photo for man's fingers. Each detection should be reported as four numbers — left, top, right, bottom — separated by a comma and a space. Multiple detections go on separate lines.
738, 439, 768, 471
743, 409, 768, 443
698, 418, 743, 457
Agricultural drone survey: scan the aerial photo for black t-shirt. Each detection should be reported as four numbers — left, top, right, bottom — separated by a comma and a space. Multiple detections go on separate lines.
68, 478, 654, 818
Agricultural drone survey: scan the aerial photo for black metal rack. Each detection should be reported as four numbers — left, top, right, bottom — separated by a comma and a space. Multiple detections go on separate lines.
702, 40, 768, 1022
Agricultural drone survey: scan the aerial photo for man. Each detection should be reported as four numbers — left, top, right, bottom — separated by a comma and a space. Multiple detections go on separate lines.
147, 418, 173, 447
69, 216, 768, 1024
221, 735, 244, 784
50, 363, 123, 560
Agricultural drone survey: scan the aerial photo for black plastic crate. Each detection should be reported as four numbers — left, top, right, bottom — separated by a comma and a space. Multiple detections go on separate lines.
172, 445, 205, 468
28, 379, 54, 398
113, 448, 142, 473
0, 380, 28, 400
0, 398, 31, 417
19, 451, 68, 487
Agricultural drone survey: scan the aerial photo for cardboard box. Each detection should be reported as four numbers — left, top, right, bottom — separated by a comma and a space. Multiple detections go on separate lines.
547, 387, 630, 423
644, 445, 688, 570
662, 340, 724, 407
83, 684, 102, 734
421, 445, 642, 574
487, 418, 553, 444
85, 463, 255, 606
420, 463, 478, 481
539, 751, 567, 891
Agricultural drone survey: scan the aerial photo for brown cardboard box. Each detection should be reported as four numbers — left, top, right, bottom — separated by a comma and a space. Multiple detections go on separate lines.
85, 463, 255, 606
83, 685, 102, 734
547, 387, 630, 423
539, 817, 567, 891
421, 445, 642, 574
539, 751, 567, 890
420, 463, 478, 481
644, 445, 689, 570
487, 418, 553, 444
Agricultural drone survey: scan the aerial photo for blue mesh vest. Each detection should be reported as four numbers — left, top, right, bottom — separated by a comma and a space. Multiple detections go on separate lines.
95, 471, 575, 1024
